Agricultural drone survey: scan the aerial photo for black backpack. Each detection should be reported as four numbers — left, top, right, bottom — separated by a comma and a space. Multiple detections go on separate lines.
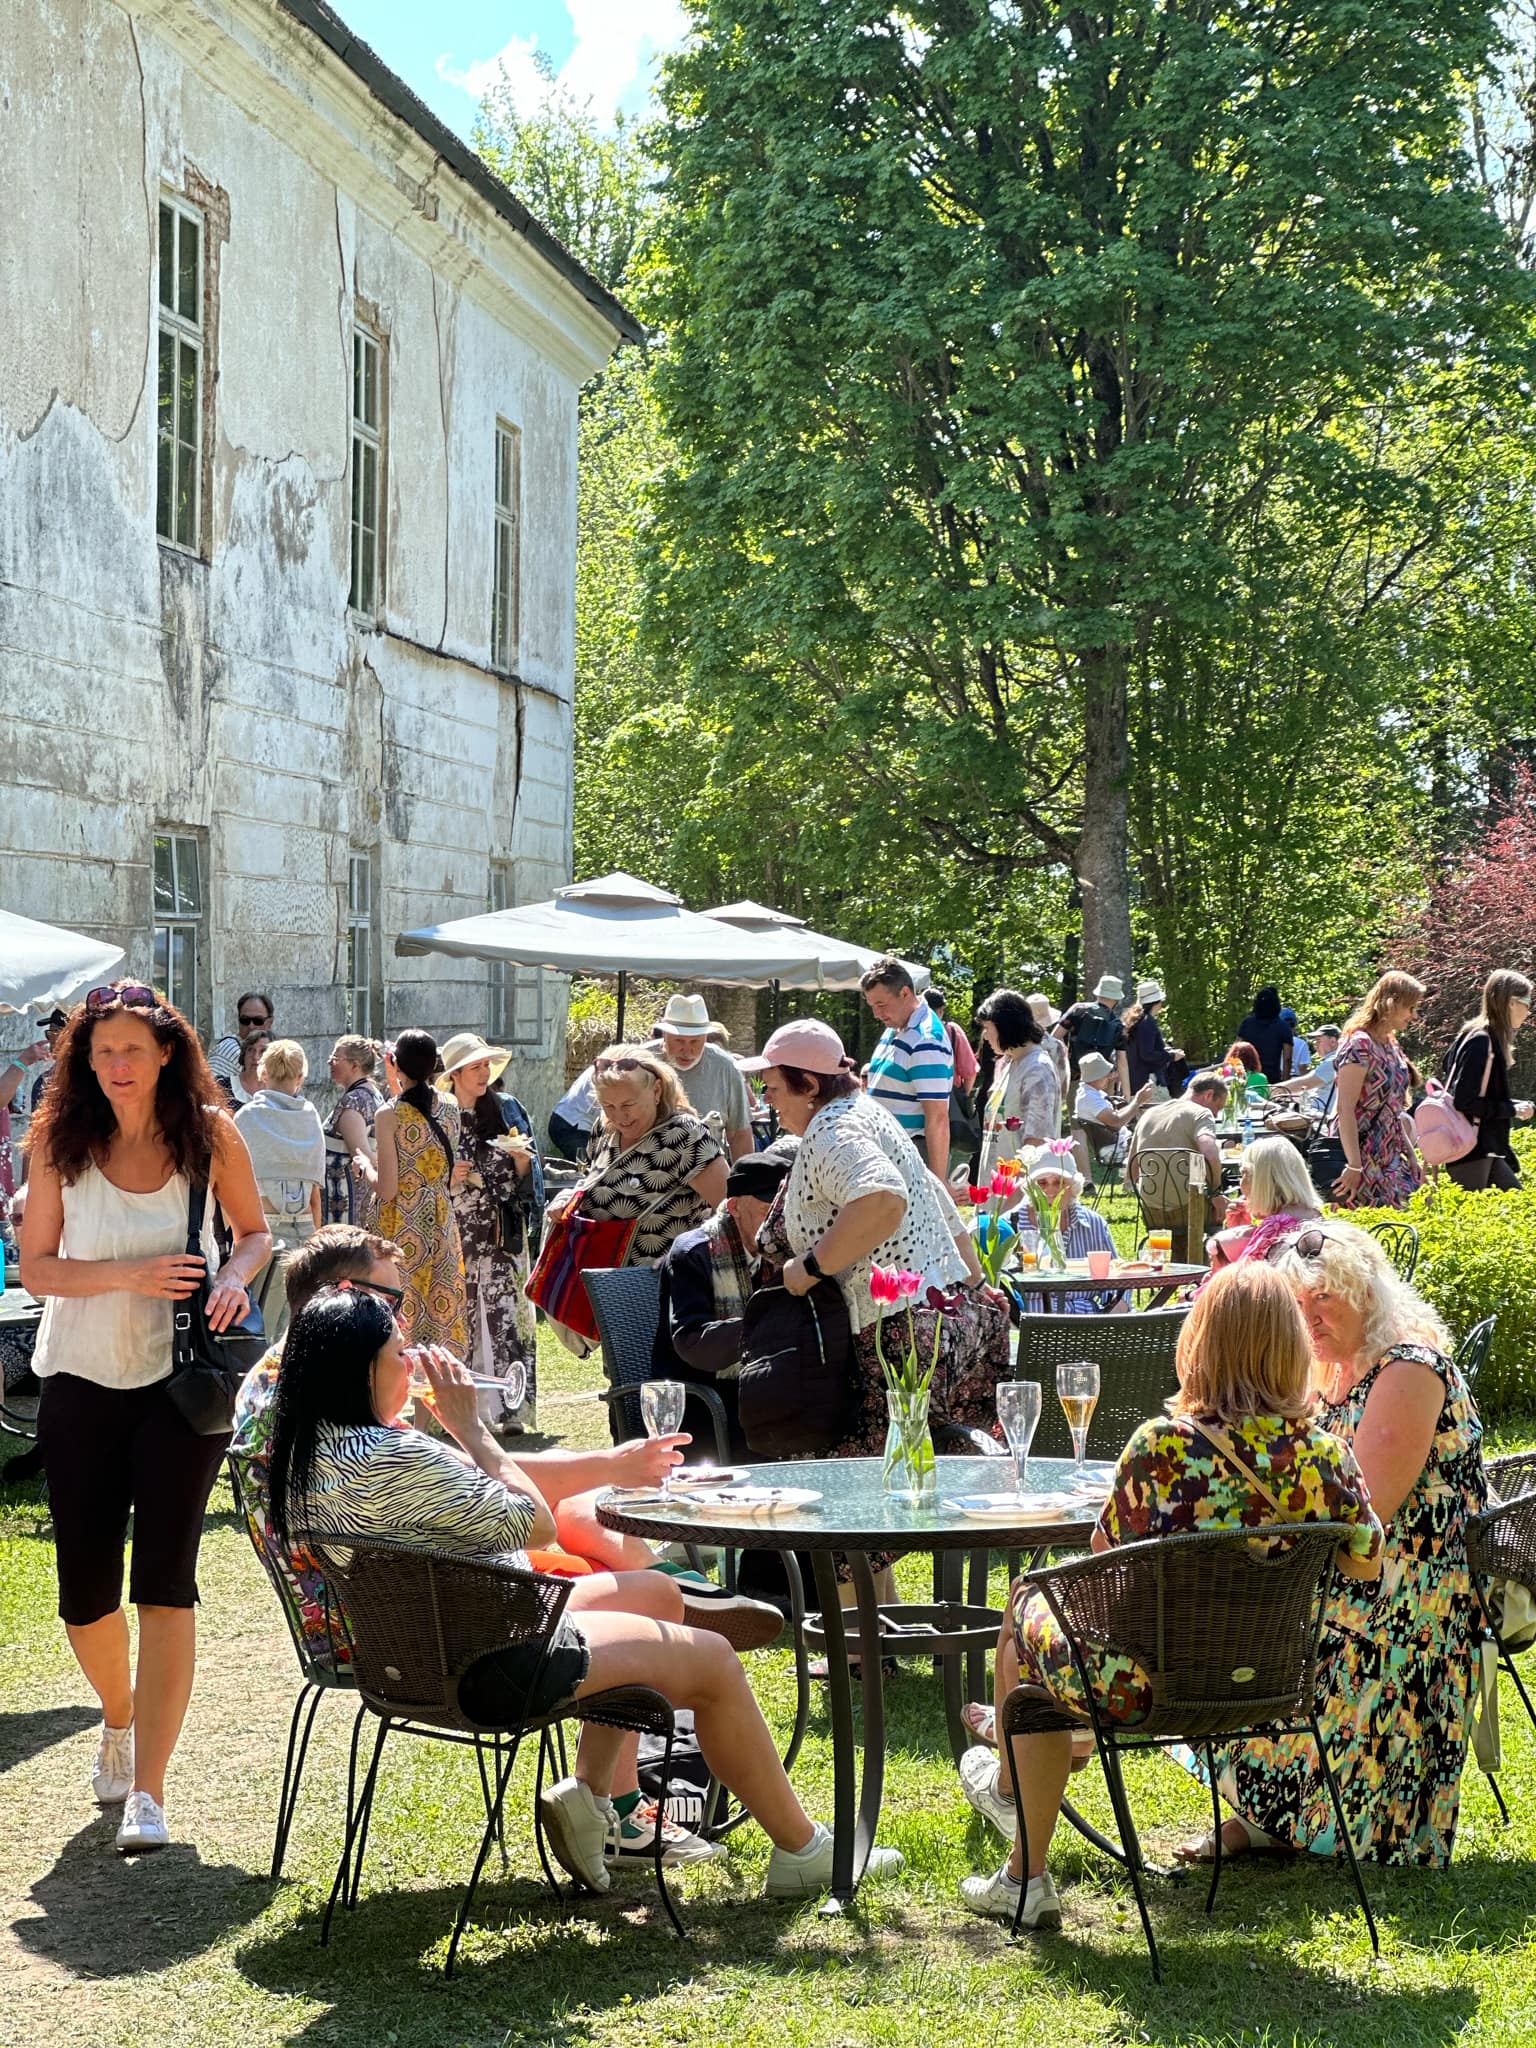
1070, 1005, 1122, 1056
735, 1280, 853, 1456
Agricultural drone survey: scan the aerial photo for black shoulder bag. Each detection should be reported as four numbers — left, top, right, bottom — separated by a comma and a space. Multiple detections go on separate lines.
1303, 1078, 1347, 1199
736, 1278, 853, 1457
166, 1181, 267, 1436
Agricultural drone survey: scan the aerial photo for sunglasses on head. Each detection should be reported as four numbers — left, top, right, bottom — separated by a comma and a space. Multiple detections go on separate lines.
595, 1056, 651, 1076
85, 982, 159, 1015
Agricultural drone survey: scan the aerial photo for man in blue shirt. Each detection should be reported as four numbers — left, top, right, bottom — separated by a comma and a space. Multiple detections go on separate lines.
860, 955, 953, 1176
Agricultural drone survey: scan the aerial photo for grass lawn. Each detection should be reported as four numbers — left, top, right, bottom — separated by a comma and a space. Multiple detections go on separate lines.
5, 1309, 1536, 2048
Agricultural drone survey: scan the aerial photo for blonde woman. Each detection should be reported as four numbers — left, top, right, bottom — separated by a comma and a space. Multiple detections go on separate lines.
233, 1040, 326, 1334
1441, 969, 1534, 1191
1202, 1222, 1484, 1865
958, 1261, 1382, 1926
1204, 1133, 1322, 1276
1331, 971, 1425, 1208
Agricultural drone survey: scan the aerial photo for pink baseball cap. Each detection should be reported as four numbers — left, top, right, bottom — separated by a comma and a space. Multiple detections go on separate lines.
739, 1019, 848, 1075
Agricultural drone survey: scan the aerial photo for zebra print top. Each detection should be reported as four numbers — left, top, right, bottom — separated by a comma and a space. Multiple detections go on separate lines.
303, 1421, 536, 1555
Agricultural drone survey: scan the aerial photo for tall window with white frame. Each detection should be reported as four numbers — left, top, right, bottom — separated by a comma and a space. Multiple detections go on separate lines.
487, 862, 545, 1047
491, 420, 521, 670
152, 832, 204, 1022
349, 330, 384, 617
156, 200, 202, 550
345, 854, 373, 1034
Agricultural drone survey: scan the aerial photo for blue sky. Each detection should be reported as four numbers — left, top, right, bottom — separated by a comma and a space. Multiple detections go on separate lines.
340, 0, 685, 137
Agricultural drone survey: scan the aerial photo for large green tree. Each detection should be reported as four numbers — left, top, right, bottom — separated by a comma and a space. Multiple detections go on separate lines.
641, 0, 1534, 988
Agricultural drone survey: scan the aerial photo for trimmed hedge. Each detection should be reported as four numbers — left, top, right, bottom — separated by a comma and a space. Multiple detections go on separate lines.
1337, 1133, 1536, 1419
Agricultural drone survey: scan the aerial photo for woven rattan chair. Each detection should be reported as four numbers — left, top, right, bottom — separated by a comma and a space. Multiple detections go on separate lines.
1456, 1314, 1497, 1391
301, 1532, 683, 1975
1468, 1454, 1536, 1824
1365, 1219, 1419, 1283
585, 1265, 732, 1460
227, 1456, 358, 1882
1015, 1309, 1186, 1461
1000, 1522, 1378, 1977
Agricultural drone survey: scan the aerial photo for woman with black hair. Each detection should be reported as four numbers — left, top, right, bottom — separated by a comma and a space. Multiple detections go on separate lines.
353, 1028, 467, 1351
974, 987, 1061, 1177
1236, 985, 1292, 1084
268, 1289, 903, 1899
20, 981, 269, 1853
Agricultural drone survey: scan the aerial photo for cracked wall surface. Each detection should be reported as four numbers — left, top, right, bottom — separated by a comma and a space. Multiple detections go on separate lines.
0, 0, 609, 1119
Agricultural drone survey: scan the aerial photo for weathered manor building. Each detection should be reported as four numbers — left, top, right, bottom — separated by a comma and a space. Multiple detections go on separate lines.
1, 0, 639, 1111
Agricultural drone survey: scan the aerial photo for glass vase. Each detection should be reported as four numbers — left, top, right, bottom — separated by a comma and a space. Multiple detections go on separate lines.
1035, 1212, 1067, 1273
882, 1387, 937, 1504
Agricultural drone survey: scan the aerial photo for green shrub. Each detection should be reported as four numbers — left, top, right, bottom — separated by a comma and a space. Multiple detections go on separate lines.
1338, 1164, 1536, 1418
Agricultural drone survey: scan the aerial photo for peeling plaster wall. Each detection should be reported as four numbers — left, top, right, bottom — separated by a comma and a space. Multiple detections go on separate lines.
0, 0, 611, 1120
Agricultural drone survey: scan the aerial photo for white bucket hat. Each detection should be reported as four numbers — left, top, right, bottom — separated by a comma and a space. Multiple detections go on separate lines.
1135, 980, 1166, 1006
1026, 991, 1061, 1027
1027, 1145, 1084, 1191
1093, 975, 1126, 1002
657, 993, 712, 1036
1077, 1051, 1115, 1084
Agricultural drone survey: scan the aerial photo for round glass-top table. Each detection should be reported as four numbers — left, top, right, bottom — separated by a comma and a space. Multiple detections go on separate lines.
598, 1454, 1103, 1906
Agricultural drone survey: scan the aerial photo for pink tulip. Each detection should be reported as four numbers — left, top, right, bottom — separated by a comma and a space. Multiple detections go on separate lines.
989, 1172, 1015, 1197
895, 1268, 924, 1298
869, 1264, 900, 1305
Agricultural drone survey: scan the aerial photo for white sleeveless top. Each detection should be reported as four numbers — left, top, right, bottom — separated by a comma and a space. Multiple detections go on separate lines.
34, 1165, 220, 1391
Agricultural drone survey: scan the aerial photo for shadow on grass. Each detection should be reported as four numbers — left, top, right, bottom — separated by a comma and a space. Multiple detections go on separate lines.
12, 1819, 270, 1979
0, 1703, 98, 1772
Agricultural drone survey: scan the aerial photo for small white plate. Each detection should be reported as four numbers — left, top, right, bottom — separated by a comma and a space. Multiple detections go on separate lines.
944, 1491, 1083, 1522
681, 1486, 823, 1518
669, 1466, 747, 1490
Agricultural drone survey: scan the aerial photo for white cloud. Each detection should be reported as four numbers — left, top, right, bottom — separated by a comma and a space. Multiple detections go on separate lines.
437, 0, 687, 119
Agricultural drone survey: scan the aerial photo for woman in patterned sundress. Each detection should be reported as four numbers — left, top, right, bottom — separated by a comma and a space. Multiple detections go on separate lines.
956, 1260, 1382, 1926
353, 1029, 467, 1351
1199, 1222, 1485, 1866
1330, 971, 1425, 1209
322, 1035, 385, 1225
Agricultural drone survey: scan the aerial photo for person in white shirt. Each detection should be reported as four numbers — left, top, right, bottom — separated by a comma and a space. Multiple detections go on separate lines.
1070, 1052, 1153, 1178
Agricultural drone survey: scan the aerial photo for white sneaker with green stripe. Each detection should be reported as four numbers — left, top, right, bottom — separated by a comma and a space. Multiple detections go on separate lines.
606, 1797, 726, 1868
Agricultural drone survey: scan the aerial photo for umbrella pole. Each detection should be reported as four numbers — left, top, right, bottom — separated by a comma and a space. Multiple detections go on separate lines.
616, 970, 627, 1042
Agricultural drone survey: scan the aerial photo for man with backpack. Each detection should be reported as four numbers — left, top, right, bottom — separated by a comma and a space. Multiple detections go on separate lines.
1054, 974, 1131, 1096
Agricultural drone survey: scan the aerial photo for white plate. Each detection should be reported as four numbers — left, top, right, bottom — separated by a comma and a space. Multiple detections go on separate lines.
680, 1486, 822, 1518
943, 1491, 1084, 1522
669, 1466, 748, 1490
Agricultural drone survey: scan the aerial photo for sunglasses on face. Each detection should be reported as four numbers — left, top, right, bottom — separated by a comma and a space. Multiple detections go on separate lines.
85, 982, 159, 1015
239, 1012, 270, 1029
350, 1279, 406, 1312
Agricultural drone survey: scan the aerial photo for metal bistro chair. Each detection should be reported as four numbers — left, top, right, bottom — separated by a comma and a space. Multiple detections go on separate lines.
1366, 1218, 1419, 1283
585, 1265, 733, 1462
1000, 1522, 1378, 1978
1467, 1452, 1536, 1824
1456, 1314, 1497, 1392
227, 1454, 358, 1882
1016, 1308, 1187, 1462
302, 1532, 684, 1976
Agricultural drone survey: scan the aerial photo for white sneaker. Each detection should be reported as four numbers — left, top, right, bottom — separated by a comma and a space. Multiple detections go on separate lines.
115, 1790, 170, 1854
959, 1864, 1061, 1928
763, 1821, 904, 1898
958, 1744, 1016, 1841
92, 1723, 134, 1804
539, 1777, 617, 1893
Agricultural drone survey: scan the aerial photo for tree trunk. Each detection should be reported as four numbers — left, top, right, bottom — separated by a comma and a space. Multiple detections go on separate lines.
1076, 644, 1134, 989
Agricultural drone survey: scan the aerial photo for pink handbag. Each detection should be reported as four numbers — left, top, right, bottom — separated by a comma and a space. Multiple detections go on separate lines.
1412, 1043, 1492, 1166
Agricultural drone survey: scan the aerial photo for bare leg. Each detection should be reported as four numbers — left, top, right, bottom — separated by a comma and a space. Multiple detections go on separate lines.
838, 1565, 895, 1608
66, 1608, 134, 1729
993, 1623, 1021, 1796
554, 1491, 658, 1571
1005, 1731, 1073, 1881
566, 1570, 688, 1795
130, 1606, 196, 1804
573, 1613, 814, 1851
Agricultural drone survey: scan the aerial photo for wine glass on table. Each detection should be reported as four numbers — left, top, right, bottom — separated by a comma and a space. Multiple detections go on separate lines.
1056, 1361, 1100, 1473
640, 1379, 686, 1497
997, 1380, 1042, 1500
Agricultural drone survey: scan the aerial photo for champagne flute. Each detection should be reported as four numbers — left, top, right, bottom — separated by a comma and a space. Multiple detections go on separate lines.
997, 1379, 1042, 1499
1056, 1361, 1100, 1471
640, 1379, 686, 1497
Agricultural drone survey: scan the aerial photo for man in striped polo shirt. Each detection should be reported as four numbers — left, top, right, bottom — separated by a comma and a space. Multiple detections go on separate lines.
860, 955, 953, 1176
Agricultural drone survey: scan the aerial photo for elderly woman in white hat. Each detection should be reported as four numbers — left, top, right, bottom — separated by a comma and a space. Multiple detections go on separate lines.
1122, 979, 1175, 1097
440, 1031, 544, 1433
652, 992, 755, 1160
1016, 1147, 1127, 1314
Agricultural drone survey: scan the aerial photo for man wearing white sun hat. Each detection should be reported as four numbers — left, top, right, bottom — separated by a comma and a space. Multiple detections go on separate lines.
1054, 974, 1132, 1097
651, 993, 754, 1160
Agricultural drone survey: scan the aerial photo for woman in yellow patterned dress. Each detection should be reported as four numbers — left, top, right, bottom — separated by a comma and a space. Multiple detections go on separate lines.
353, 1029, 467, 1350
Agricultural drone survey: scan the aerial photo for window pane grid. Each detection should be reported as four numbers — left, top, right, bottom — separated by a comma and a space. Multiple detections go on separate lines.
157, 201, 202, 550
152, 831, 202, 1022
350, 331, 383, 616
492, 422, 520, 671
346, 855, 373, 1035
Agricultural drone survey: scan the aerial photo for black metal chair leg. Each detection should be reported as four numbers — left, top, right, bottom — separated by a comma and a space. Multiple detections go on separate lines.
533, 1727, 564, 1895
322, 1718, 387, 1946
446, 1736, 521, 1978
271, 1682, 323, 1882
1311, 1713, 1379, 1957
1099, 1737, 1162, 1981
651, 1724, 689, 1943
1203, 1742, 1224, 1917
1487, 1769, 1511, 1826
1006, 1726, 1031, 1939
346, 1721, 390, 1910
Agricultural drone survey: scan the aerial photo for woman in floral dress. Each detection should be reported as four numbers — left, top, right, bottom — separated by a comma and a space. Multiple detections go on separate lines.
441, 1033, 543, 1434
354, 1029, 466, 1351
322, 1035, 386, 1225
1330, 971, 1425, 1209
1199, 1223, 1485, 1865
956, 1262, 1382, 1928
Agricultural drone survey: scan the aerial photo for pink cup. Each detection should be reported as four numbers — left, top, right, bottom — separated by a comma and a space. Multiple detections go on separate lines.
1087, 1249, 1113, 1279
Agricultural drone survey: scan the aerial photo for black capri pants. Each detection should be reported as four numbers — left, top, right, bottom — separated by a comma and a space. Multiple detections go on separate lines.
37, 1372, 230, 1626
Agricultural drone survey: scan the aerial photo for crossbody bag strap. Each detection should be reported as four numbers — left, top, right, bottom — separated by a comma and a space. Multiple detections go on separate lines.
174, 1179, 210, 1373
1191, 1419, 1290, 1521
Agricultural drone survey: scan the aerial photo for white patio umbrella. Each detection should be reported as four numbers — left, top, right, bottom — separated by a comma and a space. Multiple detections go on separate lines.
395, 872, 830, 1037
701, 899, 929, 993
0, 910, 124, 1015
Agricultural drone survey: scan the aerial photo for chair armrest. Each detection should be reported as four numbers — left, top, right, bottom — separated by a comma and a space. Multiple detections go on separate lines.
935, 1423, 1007, 1459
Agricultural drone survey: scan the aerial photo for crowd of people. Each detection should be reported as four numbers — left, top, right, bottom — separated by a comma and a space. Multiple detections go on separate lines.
2, 948, 1526, 1939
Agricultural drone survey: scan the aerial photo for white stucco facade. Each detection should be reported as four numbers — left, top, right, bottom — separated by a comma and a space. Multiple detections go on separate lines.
0, 0, 634, 1119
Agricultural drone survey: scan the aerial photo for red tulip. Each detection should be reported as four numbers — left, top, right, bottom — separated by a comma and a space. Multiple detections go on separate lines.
869, 1264, 901, 1305
1004, 1116, 1022, 1131
968, 1185, 990, 1207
